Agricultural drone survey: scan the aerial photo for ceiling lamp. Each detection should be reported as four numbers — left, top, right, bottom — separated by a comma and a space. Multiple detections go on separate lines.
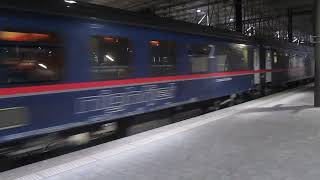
64, 0, 77, 4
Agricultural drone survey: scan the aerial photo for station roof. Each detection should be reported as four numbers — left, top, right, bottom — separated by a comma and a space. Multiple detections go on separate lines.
80, 0, 314, 43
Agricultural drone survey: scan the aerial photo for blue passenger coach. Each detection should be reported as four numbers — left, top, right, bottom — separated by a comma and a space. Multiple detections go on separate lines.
0, 0, 314, 155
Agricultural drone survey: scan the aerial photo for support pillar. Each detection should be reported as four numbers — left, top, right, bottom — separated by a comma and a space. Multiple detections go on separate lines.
314, 0, 320, 107
288, 8, 293, 42
234, 0, 242, 33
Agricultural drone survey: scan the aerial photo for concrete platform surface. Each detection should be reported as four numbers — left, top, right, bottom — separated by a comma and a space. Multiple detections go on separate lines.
2, 84, 320, 180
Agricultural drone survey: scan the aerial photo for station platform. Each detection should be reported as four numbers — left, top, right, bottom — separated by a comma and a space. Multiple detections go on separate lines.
2, 84, 320, 180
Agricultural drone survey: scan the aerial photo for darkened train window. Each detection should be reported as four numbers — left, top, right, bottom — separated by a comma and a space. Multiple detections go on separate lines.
188, 44, 216, 73
149, 40, 176, 76
0, 31, 64, 86
90, 36, 132, 81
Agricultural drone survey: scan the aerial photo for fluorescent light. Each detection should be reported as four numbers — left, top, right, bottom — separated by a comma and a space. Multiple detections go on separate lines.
246, 26, 253, 32
198, 14, 206, 24
65, 0, 77, 4
38, 63, 47, 69
105, 55, 114, 62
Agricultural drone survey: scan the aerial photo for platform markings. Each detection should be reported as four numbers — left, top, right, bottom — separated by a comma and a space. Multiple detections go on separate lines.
7, 85, 311, 180
36, 157, 96, 177
90, 144, 136, 160
15, 174, 42, 180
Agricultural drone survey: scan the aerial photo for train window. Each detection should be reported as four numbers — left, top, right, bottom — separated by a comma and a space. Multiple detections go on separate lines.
228, 44, 250, 71
273, 52, 278, 63
90, 36, 132, 81
215, 46, 230, 72
266, 51, 271, 58
0, 107, 28, 130
289, 54, 298, 68
214, 43, 250, 72
0, 31, 64, 86
187, 44, 212, 73
149, 40, 176, 76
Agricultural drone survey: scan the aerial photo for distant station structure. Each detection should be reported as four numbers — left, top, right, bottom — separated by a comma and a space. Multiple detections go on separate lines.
80, 0, 313, 44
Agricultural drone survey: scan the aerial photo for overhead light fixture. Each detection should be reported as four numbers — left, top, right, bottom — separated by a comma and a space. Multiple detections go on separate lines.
238, 44, 247, 48
64, 0, 77, 4
198, 14, 207, 24
38, 63, 48, 69
196, 9, 202, 13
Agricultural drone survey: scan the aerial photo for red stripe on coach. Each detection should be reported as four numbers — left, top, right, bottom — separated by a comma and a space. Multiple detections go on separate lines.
0, 68, 290, 96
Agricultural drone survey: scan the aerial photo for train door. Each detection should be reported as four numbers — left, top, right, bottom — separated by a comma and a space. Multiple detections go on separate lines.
265, 49, 272, 83
253, 48, 260, 85
259, 47, 266, 88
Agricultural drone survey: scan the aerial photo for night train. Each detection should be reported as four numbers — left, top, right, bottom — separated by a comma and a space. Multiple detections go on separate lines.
0, 0, 314, 156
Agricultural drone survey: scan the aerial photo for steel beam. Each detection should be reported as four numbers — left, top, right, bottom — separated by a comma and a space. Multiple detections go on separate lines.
156, 0, 225, 16
234, 0, 242, 33
288, 8, 293, 42
314, 0, 320, 107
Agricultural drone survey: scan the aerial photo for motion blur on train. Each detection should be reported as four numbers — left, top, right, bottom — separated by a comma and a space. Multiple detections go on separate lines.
0, 0, 314, 156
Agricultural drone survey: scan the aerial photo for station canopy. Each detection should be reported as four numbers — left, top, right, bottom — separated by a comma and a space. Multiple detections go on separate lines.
79, 0, 314, 44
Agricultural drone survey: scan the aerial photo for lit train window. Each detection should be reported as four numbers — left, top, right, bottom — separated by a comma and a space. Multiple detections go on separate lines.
215, 43, 251, 72
149, 40, 176, 76
90, 36, 132, 81
0, 31, 64, 86
193, 43, 250, 72
187, 44, 211, 73
215, 48, 230, 72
